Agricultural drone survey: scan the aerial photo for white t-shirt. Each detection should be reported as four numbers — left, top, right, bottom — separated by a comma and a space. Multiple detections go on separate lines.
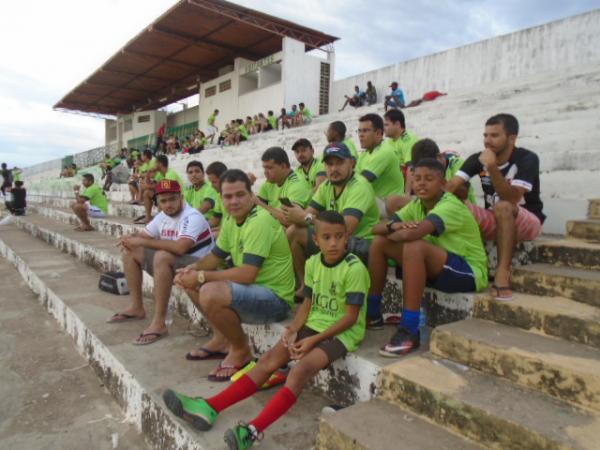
144, 203, 214, 258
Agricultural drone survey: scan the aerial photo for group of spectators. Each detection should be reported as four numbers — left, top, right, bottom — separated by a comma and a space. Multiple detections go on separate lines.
68, 102, 545, 448
1, 163, 26, 216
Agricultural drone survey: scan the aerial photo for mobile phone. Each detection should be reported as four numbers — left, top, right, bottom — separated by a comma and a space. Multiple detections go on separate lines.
280, 197, 293, 207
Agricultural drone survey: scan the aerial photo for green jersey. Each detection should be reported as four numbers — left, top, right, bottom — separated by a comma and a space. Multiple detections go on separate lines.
139, 158, 157, 175
213, 193, 226, 219
394, 192, 488, 291
301, 108, 313, 119
294, 159, 326, 188
441, 151, 477, 204
184, 183, 219, 219
357, 142, 404, 198
13, 169, 22, 182
310, 174, 379, 240
214, 206, 294, 305
383, 130, 419, 164
154, 168, 184, 186
208, 114, 217, 126
82, 184, 108, 214
238, 125, 250, 139
268, 115, 278, 129
304, 253, 370, 352
258, 171, 312, 209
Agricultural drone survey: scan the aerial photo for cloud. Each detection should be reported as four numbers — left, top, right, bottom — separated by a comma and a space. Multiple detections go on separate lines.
1, 0, 598, 168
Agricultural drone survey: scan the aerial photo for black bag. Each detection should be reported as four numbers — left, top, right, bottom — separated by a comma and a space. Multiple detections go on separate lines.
99, 271, 129, 295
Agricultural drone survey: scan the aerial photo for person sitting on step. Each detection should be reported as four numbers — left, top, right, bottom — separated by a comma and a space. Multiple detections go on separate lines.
138, 154, 183, 224
163, 210, 370, 450
368, 159, 488, 349
109, 179, 214, 345
184, 160, 220, 227
71, 173, 109, 232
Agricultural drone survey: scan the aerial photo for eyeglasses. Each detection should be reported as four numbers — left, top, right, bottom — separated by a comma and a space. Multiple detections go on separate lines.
357, 128, 373, 134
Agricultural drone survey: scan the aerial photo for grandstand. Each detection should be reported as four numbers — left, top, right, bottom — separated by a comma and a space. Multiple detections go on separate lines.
3, 3, 600, 450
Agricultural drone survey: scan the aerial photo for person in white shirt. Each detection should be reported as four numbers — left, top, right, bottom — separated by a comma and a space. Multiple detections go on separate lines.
109, 179, 214, 345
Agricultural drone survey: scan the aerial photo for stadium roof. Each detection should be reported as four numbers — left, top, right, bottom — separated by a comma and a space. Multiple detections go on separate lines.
54, 0, 338, 116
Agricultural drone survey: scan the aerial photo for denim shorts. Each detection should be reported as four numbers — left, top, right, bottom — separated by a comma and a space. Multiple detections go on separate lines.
229, 282, 291, 324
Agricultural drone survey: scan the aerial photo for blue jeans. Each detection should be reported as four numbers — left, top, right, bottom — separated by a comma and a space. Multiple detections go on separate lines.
229, 282, 291, 324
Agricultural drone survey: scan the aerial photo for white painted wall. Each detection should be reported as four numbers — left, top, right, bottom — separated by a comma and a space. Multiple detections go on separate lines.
167, 105, 199, 128
282, 37, 322, 116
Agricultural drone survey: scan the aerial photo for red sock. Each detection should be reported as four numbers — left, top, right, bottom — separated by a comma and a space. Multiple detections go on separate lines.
206, 374, 258, 413
250, 386, 297, 433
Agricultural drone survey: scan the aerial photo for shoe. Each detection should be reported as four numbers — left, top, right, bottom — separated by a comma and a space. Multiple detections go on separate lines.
162, 389, 218, 431
224, 422, 261, 450
366, 315, 384, 330
379, 327, 420, 357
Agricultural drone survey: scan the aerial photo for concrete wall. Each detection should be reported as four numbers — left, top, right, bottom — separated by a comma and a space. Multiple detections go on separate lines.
166, 105, 199, 128
332, 9, 600, 105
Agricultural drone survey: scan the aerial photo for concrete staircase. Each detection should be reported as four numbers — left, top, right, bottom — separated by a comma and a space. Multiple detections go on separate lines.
317, 199, 600, 450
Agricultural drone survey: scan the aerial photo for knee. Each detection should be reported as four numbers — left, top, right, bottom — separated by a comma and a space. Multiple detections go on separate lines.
152, 250, 174, 269
257, 350, 282, 374
198, 282, 223, 313
288, 361, 315, 383
494, 201, 515, 218
403, 239, 426, 257
370, 235, 388, 252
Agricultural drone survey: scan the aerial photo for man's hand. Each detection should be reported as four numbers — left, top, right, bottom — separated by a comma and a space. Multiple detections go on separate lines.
120, 235, 145, 251
479, 149, 497, 168
282, 327, 298, 349
174, 268, 199, 290
396, 221, 420, 230
282, 204, 306, 226
290, 335, 317, 360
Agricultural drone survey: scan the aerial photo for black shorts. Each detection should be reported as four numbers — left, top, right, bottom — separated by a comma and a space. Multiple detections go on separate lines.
240, 135, 248, 142
306, 227, 370, 265
296, 326, 347, 364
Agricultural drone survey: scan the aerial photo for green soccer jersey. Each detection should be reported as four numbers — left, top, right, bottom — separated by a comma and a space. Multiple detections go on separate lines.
258, 171, 312, 208
215, 206, 295, 305
238, 125, 250, 139
394, 192, 488, 291
295, 159, 326, 188
302, 108, 313, 119
82, 184, 108, 214
13, 169, 22, 182
139, 158, 157, 175
184, 183, 219, 218
343, 138, 360, 160
310, 174, 379, 240
268, 115, 278, 129
383, 130, 419, 165
357, 142, 404, 198
442, 151, 477, 204
213, 193, 226, 219
304, 253, 370, 352
208, 114, 217, 126
154, 168, 184, 186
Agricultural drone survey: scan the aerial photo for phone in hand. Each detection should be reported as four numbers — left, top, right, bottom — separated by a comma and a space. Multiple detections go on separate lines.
279, 197, 293, 207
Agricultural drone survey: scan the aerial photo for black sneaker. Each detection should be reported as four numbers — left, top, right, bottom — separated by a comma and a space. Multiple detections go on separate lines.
366, 315, 384, 330
379, 327, 420, 357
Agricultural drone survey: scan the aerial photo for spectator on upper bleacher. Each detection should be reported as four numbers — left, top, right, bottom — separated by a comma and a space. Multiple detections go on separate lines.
110, 179, 214, 345
130, 149, 156, 207
278, 108, 290, 130
256, 113, 269, 132
356, 113, 404, 214
406, 90, 447, 108
184, 160, 220, 226
382, 109, 419, 169
292, 138, 326, 192
1, 163, 13, 196
5, 180, 26, 216
384, 81, 406, 111
447, 113, 545, 301
296, 103, 313, 126
71, 173, 109, 232
283, 143, 379, 300
206, 161, 228, 231
369, 158, 487, 347
189, 131, 207, 155
173, 169, 293, 379
339, 85, 364, 112
138, 154, 184, 225
252, 115, 261, 133
157, 122, 166, 146
326, 121, 359, 159
267, 110, 278, 131
207, 109, 219, 144
365, 81, 377, 106
287, 105, 298, 126
256, 147, 312, 227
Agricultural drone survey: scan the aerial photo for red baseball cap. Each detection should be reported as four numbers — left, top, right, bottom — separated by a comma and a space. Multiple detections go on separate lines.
155, 179, 182, 195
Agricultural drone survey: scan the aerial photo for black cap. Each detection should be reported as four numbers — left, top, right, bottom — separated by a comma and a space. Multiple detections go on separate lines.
323, 142, 354, 161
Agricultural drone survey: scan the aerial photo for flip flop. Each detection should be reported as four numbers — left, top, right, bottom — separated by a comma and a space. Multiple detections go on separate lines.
106, 312, 146, 324
491, 284, 514, 302
132, 331, 168, 346
185, 347, 228, 361
208, 360, 251, 382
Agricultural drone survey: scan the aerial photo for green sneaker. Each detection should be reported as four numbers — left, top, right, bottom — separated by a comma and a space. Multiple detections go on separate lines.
224, 423, 261, 450
162, 388, 218, 431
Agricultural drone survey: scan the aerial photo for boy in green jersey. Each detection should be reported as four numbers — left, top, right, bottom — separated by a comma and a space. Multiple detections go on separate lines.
184, 160, 220, 226
206, 161, 228, 232
368, 159, 487, 352
164, 210, 369, 450
207, 109, 219, 144
71, 173, 109, 231
296, 102, 313, 126
291, 138, 326, 192
256, 147, 312, 227
129, 149, 156, 206
267, 110, 278, 130
382, 109, 419, 167
138, 154, 183, 224
326, 121, 359, 159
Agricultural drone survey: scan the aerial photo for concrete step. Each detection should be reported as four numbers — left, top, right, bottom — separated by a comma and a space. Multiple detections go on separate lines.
589, 199, 600, 220
27, 194, 149, 219
474, 293, 600, 349
7, 214, 396, 405
512, 263, 600, 307
316, 398, 484, 450
531, 238, 600, 270
379, 354, 600, 450
430, 319, 600, 412
567, 219, 600, 242
0, 224, 327, 450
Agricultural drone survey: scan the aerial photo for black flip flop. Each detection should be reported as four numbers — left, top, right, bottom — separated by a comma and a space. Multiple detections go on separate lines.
185, 347, 228, 361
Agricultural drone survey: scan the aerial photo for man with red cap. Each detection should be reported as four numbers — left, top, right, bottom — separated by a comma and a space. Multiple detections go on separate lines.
109, 179, 215, 345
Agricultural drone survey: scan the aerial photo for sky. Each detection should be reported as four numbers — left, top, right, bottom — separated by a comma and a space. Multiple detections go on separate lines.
1, 0, 598, 168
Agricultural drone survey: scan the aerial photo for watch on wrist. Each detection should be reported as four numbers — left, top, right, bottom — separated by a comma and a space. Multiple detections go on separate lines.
304, 213, 314, 225
196, 270, 206, 286
386, 221, 395, 233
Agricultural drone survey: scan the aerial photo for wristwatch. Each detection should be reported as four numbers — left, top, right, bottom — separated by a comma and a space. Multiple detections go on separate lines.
304, 213, 314, 225
196, 270, 206, 286
386, 221, 395, 233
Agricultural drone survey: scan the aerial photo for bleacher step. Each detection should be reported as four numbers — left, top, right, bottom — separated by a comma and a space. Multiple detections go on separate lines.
430, 319, 600, 412
316, 398, 484, 450
0, 224, 327, 449
567, 219, 600, 242
474, 293, 600, 349
588, 199, 600, 220
512, 263, 600, 307
531, 238, 600, 270
379, 354, 600, 450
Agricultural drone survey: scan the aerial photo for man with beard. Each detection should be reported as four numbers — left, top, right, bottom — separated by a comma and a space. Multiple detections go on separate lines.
291, 138, 326, 192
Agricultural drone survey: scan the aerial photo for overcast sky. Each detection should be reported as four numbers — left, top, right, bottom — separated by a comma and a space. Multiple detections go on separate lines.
1, 0, 598, 168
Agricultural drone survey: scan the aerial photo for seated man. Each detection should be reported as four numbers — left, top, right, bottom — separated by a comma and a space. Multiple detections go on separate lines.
173, 170, 295, 380
365, 81, 377, 105
384, 81, 406, 111
369, 159, 488, 347
296, 102, 313, 126
267, 111, 278, 131
256, 147, 312, 226
110, 179, 214, 345
184, 160, 219, 226
163, 211, 370, 449
356, 113, 404, 215
1, 162, 13, 196
6, 180, 26, 216
130, 149, 156, 206
283, 142, 379, 298
278, 108, 290, 130
139, 154, 183, 224
326, 121, 359, 159
447, 113, 545, 301
291, 138, 326, 192
287, 105, 298, 127
206, 161, 228, 230
71, 174, 109, 231
339, 85, 364, 111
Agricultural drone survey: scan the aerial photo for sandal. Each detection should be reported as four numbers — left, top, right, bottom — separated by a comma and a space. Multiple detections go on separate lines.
132, 331, 168, 345
106, 312, 146, 324
185, 347, 228, 361
208, 360, 252, 382
491, 284, 513, 302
